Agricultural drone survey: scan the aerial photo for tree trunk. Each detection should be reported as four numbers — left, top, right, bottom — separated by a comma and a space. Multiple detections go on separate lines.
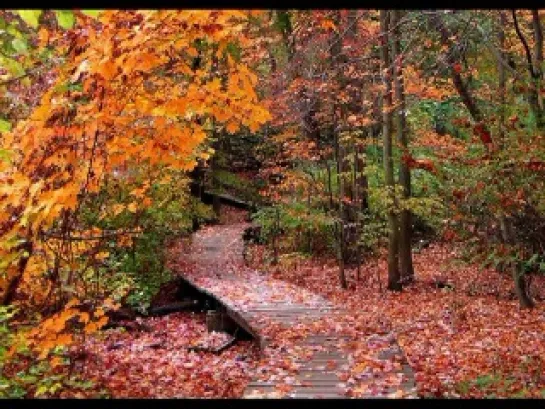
380, 10, 401, 292
512, 10, 545, 131
335, 133, 348, 289
512, 263, 535, 309
501, 216, 534, 309
392, 10, 414, 284
531, 10, 544, 130
211, 157, 221, 221
356, 142, 369, 213
497, 11, 507, 146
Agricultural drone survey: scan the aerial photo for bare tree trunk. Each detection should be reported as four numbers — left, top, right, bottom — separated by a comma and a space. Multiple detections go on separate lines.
357, 142, 369, 213
335, 133, 348, 289
500, 216, 534, 309
380, 10, 401, 292
497, 11, 507, 146
512, 260, 535, 309
271, 207, 280, 265
210, 155, 221, 221
326, 159, 334, 209
392, 10, 414, 284
276, 10, 295, 63
512, 10, 545, 131
531, 10, 544, 130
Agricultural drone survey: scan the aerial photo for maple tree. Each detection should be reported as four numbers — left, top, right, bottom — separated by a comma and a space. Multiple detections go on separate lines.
0, 9, 270, 395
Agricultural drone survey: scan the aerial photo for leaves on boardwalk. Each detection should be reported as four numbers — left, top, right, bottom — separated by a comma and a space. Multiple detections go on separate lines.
249, 242, 545, 398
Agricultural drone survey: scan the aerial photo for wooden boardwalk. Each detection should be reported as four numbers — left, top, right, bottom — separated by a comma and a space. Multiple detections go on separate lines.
176, 223, 417, 399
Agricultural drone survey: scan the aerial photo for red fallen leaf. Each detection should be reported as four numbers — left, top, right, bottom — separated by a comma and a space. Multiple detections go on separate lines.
473, 123, 492, 145
275, 383, 293, 393
326, 360, 338, 370
453, 63, 462, 74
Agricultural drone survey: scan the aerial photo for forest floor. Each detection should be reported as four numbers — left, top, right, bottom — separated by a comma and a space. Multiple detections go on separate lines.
75, 207, 545, 398
246, 240, 545, 398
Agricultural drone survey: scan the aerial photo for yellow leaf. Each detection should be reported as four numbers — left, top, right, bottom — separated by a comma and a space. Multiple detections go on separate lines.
94, 307, 105, 318
96, 251, 109, 261
127, 202, 137, 213
36, 385, 49, 396
112, 204, 126, 216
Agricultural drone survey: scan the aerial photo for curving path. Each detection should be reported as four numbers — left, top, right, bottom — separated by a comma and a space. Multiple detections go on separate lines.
173, 221, 417, 399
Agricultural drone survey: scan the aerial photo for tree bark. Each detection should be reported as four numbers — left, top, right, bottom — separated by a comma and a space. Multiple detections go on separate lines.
512, 263, 535, 309
497, 11, 507, 146
380, 10, 401, 292
512, 10, 545, 131
531, 10, 544, 130
392, 10, 414, 283
500, 216, 535, 309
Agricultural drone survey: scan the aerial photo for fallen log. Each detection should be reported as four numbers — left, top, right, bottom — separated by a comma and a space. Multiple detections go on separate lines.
102, 319, 152, 332
148, 299, 199, 316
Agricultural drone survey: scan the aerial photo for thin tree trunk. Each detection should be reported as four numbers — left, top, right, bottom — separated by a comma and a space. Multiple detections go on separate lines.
380, 10, 401, 292
211, 155, 221, 221
330, 10, 347, 288
512, 262, 535, 309
272, 207, 280, 265
498, 11, 507, 146
326, 159, 333, 209
335, 133, 347, 289
512, 10, 545, 131
392, 10, 414, 283
500, 216, 534, 309
532, 10, 544, 130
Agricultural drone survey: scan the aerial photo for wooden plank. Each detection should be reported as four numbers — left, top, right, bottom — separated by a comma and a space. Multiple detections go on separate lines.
248, 380, 342, 387
246, 307, 337, 312
177, 275, 265, 347
244, 385, 345, 394
244, 391, 345, 399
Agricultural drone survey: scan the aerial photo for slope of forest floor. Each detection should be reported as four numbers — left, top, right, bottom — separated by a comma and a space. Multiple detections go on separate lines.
72, 206, 545, 398
73, 207, 261, 398
246, 242, 545, 398
78, 311, 260, 398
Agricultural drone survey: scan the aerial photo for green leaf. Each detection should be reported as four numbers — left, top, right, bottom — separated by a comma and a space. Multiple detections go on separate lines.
16, 10, 42, 28
0, 119, 11, 132
81, 10, 101, 18
54, 10, 75, 29
11, 38, 28, 54
0, 56, 25, 77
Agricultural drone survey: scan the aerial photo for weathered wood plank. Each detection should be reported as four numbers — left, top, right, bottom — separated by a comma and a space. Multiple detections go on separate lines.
177, 221, 417, 399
